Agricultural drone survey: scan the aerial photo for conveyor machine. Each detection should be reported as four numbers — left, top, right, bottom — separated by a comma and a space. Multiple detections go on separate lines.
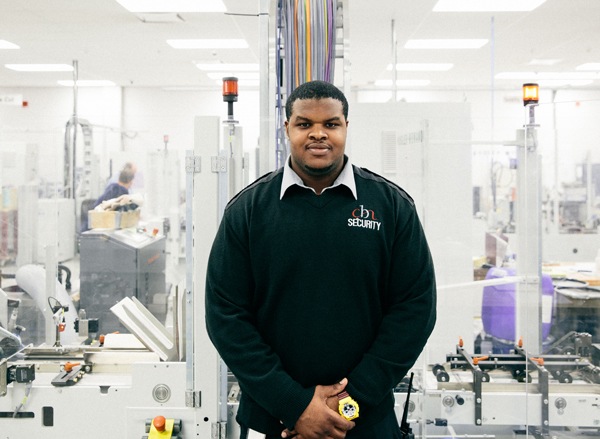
393, 334, 600, 439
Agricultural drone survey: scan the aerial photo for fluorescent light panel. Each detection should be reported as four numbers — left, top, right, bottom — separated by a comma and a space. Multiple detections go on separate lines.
576, 63, 600, 71
405, 39, 488, 49
0, 40, 19, 49
167, 39, 248, 49
196, 63, 259, 71
116, 0, 226, 13
386, 63, 453, 71
58, 80, 116, 87
433, 0, 546, 12
375, 79, 431, 87
5, 64, 73, 72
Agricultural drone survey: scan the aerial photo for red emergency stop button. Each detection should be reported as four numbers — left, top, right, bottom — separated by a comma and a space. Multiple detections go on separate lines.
153, 416, 166, 432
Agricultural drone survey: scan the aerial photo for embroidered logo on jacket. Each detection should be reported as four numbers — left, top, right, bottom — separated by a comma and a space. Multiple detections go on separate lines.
348, 205, 382, 231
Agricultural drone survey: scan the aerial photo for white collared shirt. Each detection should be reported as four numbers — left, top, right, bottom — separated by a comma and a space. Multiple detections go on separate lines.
279, 155, 357, 200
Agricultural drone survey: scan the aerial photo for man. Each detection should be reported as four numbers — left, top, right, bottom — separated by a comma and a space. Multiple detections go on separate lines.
93, 162, 136, 208
205, 80, 436, 439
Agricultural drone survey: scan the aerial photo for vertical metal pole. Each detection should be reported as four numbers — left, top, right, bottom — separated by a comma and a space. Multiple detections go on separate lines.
71, 60, 79, 199
391, 19, 398, 102
586, 153, 593, 227
184, 149, 196, 400
72, 60, 78, 120
341, 0, 351, 98
490, 17, 496, 219
259, 0, 273, 175
187, 116, 227, 435
44, 245, 57, 346
551, 91, 560, 233
515, 105, 542, 354
224, 125, 244, 200
490, 16, 495, 140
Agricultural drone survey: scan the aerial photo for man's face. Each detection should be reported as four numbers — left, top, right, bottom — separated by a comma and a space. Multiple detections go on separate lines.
285, 97, 348, 183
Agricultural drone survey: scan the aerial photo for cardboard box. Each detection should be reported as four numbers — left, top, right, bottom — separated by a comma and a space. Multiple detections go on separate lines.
88, 209, 140, 229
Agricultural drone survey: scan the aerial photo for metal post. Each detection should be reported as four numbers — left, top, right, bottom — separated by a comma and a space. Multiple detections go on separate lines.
341, 0, 351, 98
70, 60, 79, 199
184, 149, 196, 401
223, 124, 244, 201
258, 0, 273, 175
392, 19, 398, 102
185, 116, 227, 435
44, 245, 57, 346
515, 103, 543, 354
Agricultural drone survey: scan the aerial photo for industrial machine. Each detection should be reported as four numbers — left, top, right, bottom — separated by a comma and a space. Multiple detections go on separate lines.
0, 111, 228, 438
79, 228, 167, 334
398, 335, 600, 439
0, 72, 246, 436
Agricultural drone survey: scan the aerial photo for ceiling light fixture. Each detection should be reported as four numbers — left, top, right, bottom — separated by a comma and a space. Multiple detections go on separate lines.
405, 39, 488, 49
0, 40, 20, 49
5, 64, 73, 72
57, 80, 116, 87
167, 39, 248, 49
115, 0, 226, 13
433, 0, 546, 12
386, 63, 453, 71
576, 63, 600, 71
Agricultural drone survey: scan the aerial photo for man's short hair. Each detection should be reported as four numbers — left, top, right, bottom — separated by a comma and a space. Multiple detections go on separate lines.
118, 165, 135, 184
285, 80, 348, 120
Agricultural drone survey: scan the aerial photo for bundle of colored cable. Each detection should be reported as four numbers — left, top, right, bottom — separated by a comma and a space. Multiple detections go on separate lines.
275, 0, 338, 168
282, 0, 337, 89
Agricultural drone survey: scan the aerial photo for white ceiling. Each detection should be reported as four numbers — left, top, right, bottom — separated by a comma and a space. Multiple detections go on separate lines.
0, 0, 599, 91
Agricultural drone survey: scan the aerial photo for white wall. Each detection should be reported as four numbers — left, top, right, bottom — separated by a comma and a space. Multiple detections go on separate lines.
0, 86, 260, 196
2, 85, 599, 252
356, 88, 600, 229
0, 87, 122, 187
120, 88, 260, 156
3, 85, 599, 196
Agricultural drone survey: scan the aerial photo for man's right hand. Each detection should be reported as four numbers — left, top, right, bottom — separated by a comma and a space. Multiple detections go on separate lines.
281, 378, 355, 439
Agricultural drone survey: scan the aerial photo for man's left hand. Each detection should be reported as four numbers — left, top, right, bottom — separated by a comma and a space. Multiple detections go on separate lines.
280, 378, 354, 439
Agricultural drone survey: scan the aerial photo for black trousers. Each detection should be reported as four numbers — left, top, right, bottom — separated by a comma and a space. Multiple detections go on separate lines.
239, 410, 402, 439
